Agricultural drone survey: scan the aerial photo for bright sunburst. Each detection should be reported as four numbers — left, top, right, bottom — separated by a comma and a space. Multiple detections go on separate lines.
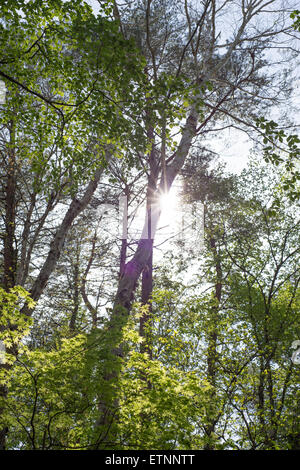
158, 185, 181, 229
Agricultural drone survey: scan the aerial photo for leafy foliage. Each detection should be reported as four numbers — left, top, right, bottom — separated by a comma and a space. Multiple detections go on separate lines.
0, 0, 299, 451
256, 117, 300, 202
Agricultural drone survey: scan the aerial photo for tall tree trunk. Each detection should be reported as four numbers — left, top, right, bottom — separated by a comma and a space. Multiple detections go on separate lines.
81, 232, 98, 327
140, 245, 153, 358
119, 186, 129, 280
139, 145, 158, 359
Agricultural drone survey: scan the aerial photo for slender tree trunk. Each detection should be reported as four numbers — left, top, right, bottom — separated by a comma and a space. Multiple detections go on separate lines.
81, 232, 98, 327
140, 246, 153, 358
16, 190, 57, 287
69, 249, 80, 332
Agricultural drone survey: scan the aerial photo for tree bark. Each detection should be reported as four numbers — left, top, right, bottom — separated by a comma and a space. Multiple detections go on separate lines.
140, 245, 153, 358
80, 232, 98, 327
69, 249, 80, 332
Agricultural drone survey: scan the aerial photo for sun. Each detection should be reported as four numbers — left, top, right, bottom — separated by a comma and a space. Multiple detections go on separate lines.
158, 186, 180, 228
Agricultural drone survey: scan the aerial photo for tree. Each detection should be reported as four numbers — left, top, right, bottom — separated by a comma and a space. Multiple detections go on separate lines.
181, 155, 300, 449
0, 0, 147, 448
0, 0, 299, 451
100, 0, 300, 435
